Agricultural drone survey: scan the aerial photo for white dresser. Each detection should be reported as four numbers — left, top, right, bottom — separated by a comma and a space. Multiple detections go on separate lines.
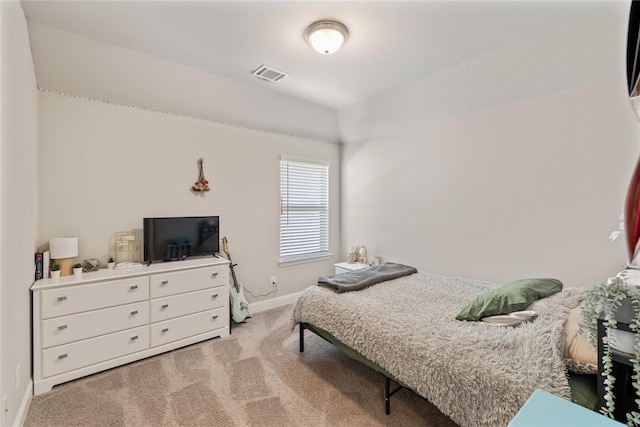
32, 257, 229, 395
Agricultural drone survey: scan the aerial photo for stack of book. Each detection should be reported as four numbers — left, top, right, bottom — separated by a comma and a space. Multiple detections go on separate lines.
34, 250, 50, 281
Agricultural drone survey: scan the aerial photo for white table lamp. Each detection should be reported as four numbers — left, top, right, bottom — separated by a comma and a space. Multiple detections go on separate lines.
50, 237, 78, 276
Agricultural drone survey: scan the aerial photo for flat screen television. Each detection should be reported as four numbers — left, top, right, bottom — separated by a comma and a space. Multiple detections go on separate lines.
143, 216, 219, 263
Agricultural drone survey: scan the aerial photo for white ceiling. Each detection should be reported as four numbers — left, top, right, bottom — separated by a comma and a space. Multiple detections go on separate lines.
20, 0, 614, 110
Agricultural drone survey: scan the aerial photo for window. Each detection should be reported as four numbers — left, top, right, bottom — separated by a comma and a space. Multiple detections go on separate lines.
280, 157, 330, 264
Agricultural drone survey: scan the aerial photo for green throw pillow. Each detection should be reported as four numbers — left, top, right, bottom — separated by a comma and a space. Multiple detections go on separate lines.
455, 278, 563, 321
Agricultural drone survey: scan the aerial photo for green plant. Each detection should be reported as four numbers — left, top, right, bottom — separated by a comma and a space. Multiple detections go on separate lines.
51, 264, 60, 272
73, 263, 82, 269
578, 276, 640, 424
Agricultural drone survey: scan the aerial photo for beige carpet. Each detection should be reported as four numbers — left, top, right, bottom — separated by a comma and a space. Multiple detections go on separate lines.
25, 304, 457, 426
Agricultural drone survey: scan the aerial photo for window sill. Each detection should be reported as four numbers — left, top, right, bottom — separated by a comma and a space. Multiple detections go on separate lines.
279, 253, 333, 267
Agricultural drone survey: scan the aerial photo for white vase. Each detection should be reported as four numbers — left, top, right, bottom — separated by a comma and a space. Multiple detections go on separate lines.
50, 270, 60, 279
73, 267, 82, 277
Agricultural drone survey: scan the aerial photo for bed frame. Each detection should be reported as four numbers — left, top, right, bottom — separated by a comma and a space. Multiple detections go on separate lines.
298, 322, 405, 415
293, 271, 596, 426
298, 322, 597, 421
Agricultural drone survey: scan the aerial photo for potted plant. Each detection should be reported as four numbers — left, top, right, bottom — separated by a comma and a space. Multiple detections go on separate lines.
50, 264, 61, 279
73, 263, 83, 277
578, 276, 640, 422
107, 257, 115, 269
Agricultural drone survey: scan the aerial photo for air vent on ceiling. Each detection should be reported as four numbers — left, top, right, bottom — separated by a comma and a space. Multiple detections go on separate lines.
251, 64, 289, 82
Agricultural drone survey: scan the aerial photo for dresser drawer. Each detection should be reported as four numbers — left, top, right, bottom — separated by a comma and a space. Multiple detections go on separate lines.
150, 266, 226, 298
150, 286, 226, 323
42, 301, 149, 349
41, 277, 149, 319
150, 307, 226, 347
42, 326, 149, 378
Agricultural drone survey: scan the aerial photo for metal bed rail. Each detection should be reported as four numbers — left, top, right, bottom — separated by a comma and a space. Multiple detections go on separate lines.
299, 322, 404, 415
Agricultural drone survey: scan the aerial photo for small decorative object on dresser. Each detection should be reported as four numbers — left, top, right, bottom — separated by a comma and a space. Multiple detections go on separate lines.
49, 237, 78, 276
72, 263, 82, 277
114, 231, 142, 269
49, 264, 61, 279
82, 258, 101, 272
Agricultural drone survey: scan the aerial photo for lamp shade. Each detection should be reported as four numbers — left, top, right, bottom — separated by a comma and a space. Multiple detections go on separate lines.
304, 20, 349, 55
50, 237, 78, 259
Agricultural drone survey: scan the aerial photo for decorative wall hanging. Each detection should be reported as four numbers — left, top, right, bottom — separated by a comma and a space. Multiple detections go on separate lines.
192, 157, 210, 192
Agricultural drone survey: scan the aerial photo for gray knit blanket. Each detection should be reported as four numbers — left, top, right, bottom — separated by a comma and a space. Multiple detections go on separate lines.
291, 271, 582, 427
318, 262, 417, 293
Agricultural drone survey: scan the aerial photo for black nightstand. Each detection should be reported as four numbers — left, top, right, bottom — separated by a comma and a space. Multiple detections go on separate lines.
597, 318, 639, 422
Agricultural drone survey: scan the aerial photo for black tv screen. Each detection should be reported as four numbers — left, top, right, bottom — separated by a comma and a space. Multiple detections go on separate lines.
143, 216, 219, 263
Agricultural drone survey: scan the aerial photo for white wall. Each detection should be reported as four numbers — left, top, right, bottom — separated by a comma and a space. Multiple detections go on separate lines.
339, 3, 639, 288
1, 1, 38, 425
342, 79, 638, 287
29, 23, 340, 145
38, 92, 340, 301
31, 18, 343, 306
339, 4, 627, 144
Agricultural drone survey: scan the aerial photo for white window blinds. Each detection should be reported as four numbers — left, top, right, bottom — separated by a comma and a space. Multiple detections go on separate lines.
280, 157, 329, 263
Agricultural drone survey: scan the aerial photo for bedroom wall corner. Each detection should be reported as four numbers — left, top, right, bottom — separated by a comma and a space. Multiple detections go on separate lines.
1, 1, 39, 426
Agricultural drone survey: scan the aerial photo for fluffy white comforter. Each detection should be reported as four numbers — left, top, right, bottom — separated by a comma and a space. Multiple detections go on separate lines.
291, 271, 583, 427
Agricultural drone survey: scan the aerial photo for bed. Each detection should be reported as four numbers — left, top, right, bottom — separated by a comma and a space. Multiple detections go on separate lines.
290, 264, 595, 427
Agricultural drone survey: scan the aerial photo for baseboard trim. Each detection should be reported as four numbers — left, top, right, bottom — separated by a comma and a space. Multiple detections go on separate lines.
15, 380, 32, 427
250, 291, 301, 314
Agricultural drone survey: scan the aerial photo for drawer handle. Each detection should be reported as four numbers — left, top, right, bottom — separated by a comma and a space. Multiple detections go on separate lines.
57, 325, 67, 331
161, 304, 169, 309
212, 315, 218, 320
212, 272, 219, 277
58, 353, 68, 359
57, 296, 67, 302
130, 335, 139, 341
212, 293, 218, 298
130, 285, 138, 290
161, 328, 169, 333
161, 280, 169, 285
130, 310, 138, 315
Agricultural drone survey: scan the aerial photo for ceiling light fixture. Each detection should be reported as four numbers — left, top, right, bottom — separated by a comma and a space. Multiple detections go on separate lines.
304, 20, 349, 55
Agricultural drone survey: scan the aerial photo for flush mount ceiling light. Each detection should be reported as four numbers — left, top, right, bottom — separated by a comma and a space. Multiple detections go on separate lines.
304, 20, 349, 55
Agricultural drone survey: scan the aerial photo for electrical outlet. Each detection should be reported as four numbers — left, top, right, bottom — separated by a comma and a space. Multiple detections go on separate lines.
3, 394, 7, 420
15, 365, 20, 389
270, 276, 277, 287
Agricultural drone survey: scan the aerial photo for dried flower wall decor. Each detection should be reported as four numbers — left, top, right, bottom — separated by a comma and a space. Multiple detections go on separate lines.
192, 157, 210, 192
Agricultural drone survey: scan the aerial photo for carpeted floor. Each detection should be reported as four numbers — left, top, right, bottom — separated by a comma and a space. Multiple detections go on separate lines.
25, 304, 457, 426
